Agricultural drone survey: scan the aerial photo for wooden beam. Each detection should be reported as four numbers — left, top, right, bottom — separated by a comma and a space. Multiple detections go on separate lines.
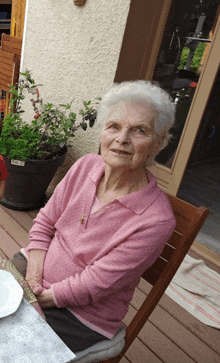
114, 0, 172, 82
11, 0, 26, 38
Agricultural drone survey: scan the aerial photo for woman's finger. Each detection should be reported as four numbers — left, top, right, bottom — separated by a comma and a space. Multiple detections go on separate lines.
32, 284, 44, 296
26, 278, 44, 295
37, 289, 56, 308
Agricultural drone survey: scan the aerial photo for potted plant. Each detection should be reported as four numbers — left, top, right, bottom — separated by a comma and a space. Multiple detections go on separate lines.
0, 70, 97, 210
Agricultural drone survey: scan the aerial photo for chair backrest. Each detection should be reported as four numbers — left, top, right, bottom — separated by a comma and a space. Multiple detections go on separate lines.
1, 33, 22, 59
102, 193, 209, 363
0, 50, 20, 91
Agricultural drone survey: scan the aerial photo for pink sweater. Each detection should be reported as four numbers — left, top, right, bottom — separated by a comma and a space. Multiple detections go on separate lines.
23, 154, 176, 338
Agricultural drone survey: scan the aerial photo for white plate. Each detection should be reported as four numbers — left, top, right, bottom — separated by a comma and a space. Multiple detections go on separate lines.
0, 270, 23, 318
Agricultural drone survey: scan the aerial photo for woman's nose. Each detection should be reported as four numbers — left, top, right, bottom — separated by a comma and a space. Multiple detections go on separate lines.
115, 128, 130, 143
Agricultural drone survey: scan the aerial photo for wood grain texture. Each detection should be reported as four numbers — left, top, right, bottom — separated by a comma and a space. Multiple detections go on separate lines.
1, 34, 22, 60
0, 51, 20, 91
11, 0, 26, 38
0, 205, 29, 247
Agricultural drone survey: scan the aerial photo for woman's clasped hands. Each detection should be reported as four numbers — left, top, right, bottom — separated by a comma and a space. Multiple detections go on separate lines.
26, 271, 56, 308
26, 249, 56, 308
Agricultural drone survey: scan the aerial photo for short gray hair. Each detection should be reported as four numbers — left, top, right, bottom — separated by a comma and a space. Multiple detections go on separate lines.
97, 80, 175, 166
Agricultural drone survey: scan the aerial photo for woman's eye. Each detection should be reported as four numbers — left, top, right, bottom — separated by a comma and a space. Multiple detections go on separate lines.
133, 128, 145, 134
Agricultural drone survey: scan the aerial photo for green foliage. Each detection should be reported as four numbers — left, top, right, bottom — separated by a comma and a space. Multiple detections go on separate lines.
190, 42, 206, 71
178, 42, 206, 72
178, 47, 190, 70
0, 70, 98, 161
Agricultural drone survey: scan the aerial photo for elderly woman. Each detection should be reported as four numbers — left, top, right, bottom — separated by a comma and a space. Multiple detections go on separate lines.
13, 81, 176, 353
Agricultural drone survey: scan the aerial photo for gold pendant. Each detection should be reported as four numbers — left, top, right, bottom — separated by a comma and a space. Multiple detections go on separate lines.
79, 215, 85, 224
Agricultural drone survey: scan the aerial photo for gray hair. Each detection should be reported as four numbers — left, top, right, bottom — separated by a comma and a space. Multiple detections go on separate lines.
97, 80, 175, 166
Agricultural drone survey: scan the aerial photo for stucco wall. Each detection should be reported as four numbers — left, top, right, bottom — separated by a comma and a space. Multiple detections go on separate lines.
21, 0, 130, 193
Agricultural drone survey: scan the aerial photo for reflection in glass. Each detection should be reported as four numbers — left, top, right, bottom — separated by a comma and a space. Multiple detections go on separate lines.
153, 0, 220, 168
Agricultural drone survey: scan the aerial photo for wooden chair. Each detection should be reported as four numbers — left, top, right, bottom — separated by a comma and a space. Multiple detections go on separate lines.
97, 194, 209, 363
73, 193, 209, 362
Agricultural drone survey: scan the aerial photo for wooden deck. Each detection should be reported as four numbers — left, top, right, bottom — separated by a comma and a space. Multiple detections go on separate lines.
0, 204, 220, 363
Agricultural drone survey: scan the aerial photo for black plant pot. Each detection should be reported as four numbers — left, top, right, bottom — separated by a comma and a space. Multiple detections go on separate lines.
0, 148, 67, 211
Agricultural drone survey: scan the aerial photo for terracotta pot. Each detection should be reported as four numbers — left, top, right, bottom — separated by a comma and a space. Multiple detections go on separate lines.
0, 148, 67, 211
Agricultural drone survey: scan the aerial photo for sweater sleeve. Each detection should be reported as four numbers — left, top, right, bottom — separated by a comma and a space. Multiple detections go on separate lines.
26, 157, 82, 252
51, 218, 176, 307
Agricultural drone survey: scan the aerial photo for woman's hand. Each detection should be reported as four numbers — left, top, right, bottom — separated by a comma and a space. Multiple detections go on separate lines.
25, 249, 47, 296
37, 289, 56, 308
26, 275, 44, 296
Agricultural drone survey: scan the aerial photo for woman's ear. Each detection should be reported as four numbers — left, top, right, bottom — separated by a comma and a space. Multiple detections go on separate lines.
149, 134, 165, 157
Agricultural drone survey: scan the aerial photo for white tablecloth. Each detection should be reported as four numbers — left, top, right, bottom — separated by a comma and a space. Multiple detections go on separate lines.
0, 297, 76, 363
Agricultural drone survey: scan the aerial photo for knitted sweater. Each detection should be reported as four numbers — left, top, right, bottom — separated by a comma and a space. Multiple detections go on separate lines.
23, 154, 176, 338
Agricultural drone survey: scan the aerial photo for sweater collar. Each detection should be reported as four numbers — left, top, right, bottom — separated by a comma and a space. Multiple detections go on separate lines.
88, 156, 160, 215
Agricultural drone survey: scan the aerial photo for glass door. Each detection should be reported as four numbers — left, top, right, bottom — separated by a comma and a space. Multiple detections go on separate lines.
146, 0, 220, 195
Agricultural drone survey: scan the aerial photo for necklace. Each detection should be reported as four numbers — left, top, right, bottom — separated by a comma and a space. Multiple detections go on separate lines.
79, 202, 117, 223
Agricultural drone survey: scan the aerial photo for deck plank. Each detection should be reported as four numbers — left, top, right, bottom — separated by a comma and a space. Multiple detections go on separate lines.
138, 278, 220, 355
0, 249, 8, 259
123, 303, 195, 363
0, 206, 30, 247
0, 226, 21, 259
149, 305, 219, 363
119, 357, 131, 363
26, 209, 39, 219
0, 205, 35, 232
139, 320, 195, 363
125, 337, 163, 363
129, 287, 220, 362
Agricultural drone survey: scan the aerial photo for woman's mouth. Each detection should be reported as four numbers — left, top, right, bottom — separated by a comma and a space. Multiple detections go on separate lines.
111, 149, 132, 155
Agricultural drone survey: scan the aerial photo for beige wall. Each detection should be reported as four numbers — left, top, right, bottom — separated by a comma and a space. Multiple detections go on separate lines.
21, 0, 130, 192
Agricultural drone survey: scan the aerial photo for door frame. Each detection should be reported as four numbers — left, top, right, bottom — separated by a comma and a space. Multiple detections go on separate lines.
147, 9, 220, 195
115, 0, 220, 195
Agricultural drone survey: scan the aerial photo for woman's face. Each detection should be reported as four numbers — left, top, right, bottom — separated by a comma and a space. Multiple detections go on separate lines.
100, 101, 157, 172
